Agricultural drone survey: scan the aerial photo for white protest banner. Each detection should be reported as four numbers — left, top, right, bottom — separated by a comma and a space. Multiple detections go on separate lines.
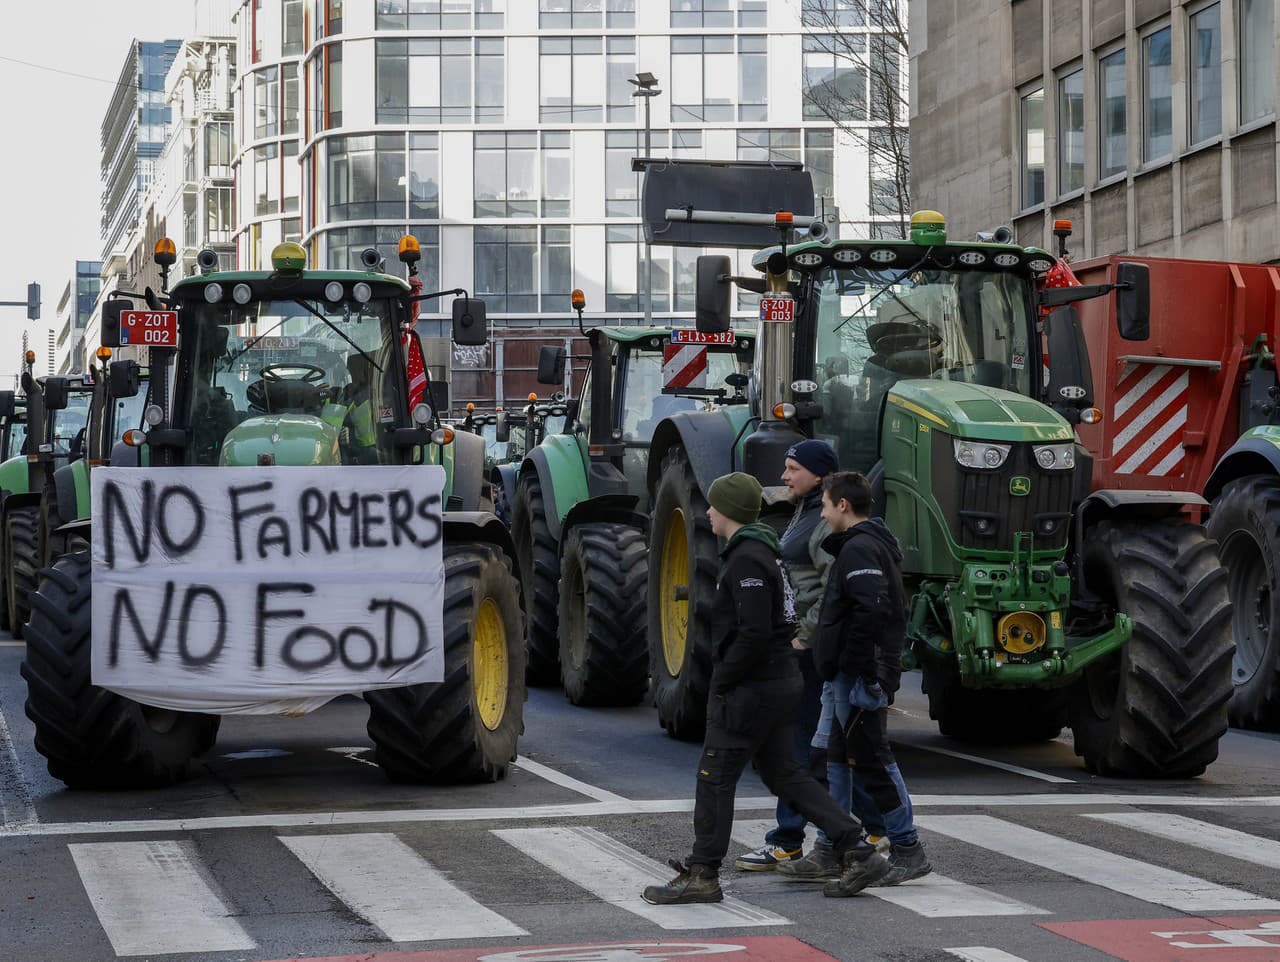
90, 466, 446, 715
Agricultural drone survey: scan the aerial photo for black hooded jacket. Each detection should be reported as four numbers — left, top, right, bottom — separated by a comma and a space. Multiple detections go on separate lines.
812, 518, 907, 692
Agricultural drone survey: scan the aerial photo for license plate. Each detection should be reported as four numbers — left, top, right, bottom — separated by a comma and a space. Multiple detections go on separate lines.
670, 329, 736, 345
759, 295, 795, 323
119, 310, 178, 347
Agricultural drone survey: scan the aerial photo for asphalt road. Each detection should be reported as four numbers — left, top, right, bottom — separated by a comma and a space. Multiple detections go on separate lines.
1, 638, 1279, 962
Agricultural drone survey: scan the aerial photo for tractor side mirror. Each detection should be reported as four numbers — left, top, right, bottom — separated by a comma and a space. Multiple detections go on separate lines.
495, 411, 510, 443
0, 391, 13, 420
428, 380, 450, 419
451, 297, 488, 346
695, 255, 732, 334
42, 377, 70, 412
109, 359, 141, 399
1044, 306, 1094, 422
1115, 262, 1150, 341
537, 345, 567, 385
100, 299, 133, 348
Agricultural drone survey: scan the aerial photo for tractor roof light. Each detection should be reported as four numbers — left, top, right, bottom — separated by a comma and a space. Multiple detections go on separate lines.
571, 288, 586, 311
96, 346, 112, 360
271, 242, 307, 272
25, 350, 35, 364
1053, 219, 1074, 236
466, 402, 476, 412
775, 211, 794, 226
528, 393, 538, 402
154, 237, 177, 267
411, 402, 432, 426
204, 283, 224, 303
910, 210, 947, 246
398, 234, 421, 264
143, 404, 164, 426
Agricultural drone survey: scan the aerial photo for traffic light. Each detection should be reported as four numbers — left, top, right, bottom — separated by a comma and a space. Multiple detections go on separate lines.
25, 282, 39, 321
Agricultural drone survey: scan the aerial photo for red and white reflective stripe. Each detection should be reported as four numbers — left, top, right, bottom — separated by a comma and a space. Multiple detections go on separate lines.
1111, 363, 1189, 476
662, 343, 708, 389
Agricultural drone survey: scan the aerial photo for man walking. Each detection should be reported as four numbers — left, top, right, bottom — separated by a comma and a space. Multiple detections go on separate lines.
813, 471, 930, 896
643, 472, 887, 905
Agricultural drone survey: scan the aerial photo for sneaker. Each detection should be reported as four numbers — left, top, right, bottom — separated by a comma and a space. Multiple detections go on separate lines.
868, 835, 890, 854
642, 860, 724, 905
733, 844, 802, 872
776, 842, 841, 882
872, 840, 932, 887
823, 846, 891, 898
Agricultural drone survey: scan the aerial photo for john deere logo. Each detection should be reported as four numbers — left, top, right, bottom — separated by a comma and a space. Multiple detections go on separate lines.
1010, 477, 1032, 496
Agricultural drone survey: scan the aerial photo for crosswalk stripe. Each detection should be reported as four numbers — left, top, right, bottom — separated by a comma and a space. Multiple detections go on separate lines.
946, 948, 1032, 962
917, 814, 1280, 913
279, 833, 526, 942
731, 819, 778, 850
869, 873, 1048, 918
1085, 812, 1280, 869
69, 840, 255, 957
494, 826, 790, 930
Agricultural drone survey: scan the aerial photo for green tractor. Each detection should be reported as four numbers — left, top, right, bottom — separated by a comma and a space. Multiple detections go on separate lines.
0, 389, 26, 463
512, 291, 753, 706
646, 204, 1233, 777
20, 237, 526, 788
490, 392, 570, 527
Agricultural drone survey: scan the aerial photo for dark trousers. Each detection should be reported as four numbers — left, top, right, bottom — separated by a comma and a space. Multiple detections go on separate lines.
689, 681, 863, 870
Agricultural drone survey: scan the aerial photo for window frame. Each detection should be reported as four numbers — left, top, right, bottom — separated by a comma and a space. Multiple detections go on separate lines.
1056, 64, 1085, 198
1018, 82, 1046, 211
1140, 21, 1173, 166
1096, 42, 1127, 183
1186, 0, 1223, 148
1239, 0, 1276, 126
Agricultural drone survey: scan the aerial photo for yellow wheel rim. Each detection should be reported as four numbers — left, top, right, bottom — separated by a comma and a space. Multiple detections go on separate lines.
473, 597, 509, 732
660, 508, 690, 677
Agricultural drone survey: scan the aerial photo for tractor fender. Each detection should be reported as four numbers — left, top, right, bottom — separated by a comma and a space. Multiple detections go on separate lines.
448, 430, 486, 511
492, 462, 518, 525
521, 434, 589, 542
443, 510, 517, 567
1204, 430, 1280, 501
53, 460, 91, 524
1080, 488, 1210, 525
646, 411, 742, 500
559, 494, 647, 559
0, 455, 30, 496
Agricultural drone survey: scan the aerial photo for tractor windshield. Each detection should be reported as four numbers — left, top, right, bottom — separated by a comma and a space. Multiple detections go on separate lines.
620, 348, 749, 444
179, 296, 400, 466
811, 266, 1036, 472
51, 392, 92, 461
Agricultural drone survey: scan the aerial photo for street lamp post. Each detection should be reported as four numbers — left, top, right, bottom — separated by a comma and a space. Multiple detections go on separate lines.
629, 72, 661, 326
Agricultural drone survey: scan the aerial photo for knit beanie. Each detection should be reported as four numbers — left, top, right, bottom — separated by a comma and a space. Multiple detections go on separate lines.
785, 438, 839, 478
707, 472, 763, 525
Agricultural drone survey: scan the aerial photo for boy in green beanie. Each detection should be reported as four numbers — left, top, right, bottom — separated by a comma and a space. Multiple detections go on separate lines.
643, 472, 884, 906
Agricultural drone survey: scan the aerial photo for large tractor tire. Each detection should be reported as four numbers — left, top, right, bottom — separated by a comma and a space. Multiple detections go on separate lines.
558, 522, 648, 706
6, 504, 40, 638
921, 662, 1066, 743
1207, 476, 1280, 730
1067, 520, 1233, 778
21, 551, 221, 788
647, 446, 718, 740
365, 542, 526, 783
512, 472, 561, 686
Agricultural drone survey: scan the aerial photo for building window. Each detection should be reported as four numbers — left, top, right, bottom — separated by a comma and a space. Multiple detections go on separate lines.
205, 121, 233, 178
671, 36, 735, 122
541, 226, 572, 311
807, 129, 835, 211
803, 34, 865, 122
1142, 26, 1172, 162
1020, 85, 1045, 208
1188, 3, 1221, 144
672, 0, 734, 28
737, 128, 801, 164
255, 67, 279, 139
283, 141, 300, 212
377, 0, 473, 30
607, 0, 635, 28
475, 226, 538, 313
254, 143, 279, 216
474, 132, 538, 218
606, 225, 641, 312
739, 0, 765, 27
540, 37, 603, 122
738, 36, 767, 121
328, 226, 439, 290
328, 134, 411, 221
410, 133, 440, 218
1240, 0, 1275, 124
542, 131, 571, 217
326, 0, 342, 34
475, 38, 504, 122
606, 37, 636, 123
282, 0, 304, 55
281, 217, 302, 244
206, 186, 234, 244
1058, 68, 1084, 194
606, 130, 668, 215
800, 0, 864, 27
540, 0, 601, 29
376, 39, 498, 124
282, 64, 300, 135
1098, 48, 1126, 179
326, 44, 342, 128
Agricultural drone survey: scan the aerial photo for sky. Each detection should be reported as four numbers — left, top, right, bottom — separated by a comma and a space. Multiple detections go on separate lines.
0, 3, 197, 382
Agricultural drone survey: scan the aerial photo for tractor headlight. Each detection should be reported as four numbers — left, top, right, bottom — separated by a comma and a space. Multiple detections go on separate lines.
1033, 443, 1075, 470
953, 438, 1011, 470
324, 281, 344, 302
203, 283, 224, 304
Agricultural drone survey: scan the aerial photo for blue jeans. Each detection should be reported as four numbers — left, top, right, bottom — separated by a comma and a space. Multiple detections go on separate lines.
814, 681, 886, 844
764, 651, 824, 850
831, 672, 918, 848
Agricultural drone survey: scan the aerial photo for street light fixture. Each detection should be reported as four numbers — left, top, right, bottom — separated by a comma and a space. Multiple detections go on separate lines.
629, 72, 662, 325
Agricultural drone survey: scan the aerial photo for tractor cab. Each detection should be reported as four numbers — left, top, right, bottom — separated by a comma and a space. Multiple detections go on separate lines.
0, 391, 25, 463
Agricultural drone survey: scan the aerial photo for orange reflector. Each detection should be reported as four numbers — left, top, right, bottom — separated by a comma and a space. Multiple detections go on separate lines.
123, 429, 145, 447
772, 402, 797, 419
571, 288, 586, 311
775, 212, 794, 225
588, 445, 606, 456
96, 346, 112, 359
1053, 220, 1073, 232
26, 455, 38, 462
1081, 407, 1103, 425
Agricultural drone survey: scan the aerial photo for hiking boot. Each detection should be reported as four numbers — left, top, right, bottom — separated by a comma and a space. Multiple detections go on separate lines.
733, 843, 801, 872
872, 840, 932, 887
822, 845, 890, 898
775, 841, 841, 882
642, 860, 724, 905
868, 835, 891, 854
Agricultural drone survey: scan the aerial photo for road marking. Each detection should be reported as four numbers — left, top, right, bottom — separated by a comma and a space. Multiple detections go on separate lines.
946, 949, 1032, 962
918, 814, 1280, 913
894, 741, 1075, 784
1086, 812, 1280, 869
279, 833, 525, 941
869, 873, 1048, 918
731, 819, 779, 850
222, 748, 292, 760
0, 640, 25, 647
0, 705, 37, 829
513, 756, 629, 803
494, 826, 789, 930
326, 746, 379, 768
68, 840, 255, 956
8, 794, 1280, 838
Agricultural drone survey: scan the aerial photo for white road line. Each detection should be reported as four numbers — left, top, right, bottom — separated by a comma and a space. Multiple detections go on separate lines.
1086, 812, 1280, 869
869, 873, 1048, 918
279, 833, 525, 941
730, 819, 779, 850
0, 705, 37, 829
494, 826, 789, 930
918, 814, 1280, 913
895, 741, 1075, 784
8, 794, 1280, 838
0, 640, 25, 647
946, 948, 1032, 962
513, 756, 628, 802
68, 840, 255, 957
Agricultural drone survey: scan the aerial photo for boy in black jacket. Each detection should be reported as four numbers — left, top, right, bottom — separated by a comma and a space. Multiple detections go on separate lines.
643, 472, 887, 906
813, 471, 931, 895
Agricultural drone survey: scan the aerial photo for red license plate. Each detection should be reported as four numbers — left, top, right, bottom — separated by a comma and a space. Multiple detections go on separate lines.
759, 295, 795, 323
119, 310, 178, 347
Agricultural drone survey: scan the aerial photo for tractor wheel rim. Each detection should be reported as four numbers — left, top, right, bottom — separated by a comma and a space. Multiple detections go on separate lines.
660, 508, 689, 677
1223, 530, 1267, 685
473, 597, 509, 732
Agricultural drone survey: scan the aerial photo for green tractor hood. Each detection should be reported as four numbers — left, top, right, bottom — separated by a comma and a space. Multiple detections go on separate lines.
887, 379, 1074, 443
219, 414, 341, 467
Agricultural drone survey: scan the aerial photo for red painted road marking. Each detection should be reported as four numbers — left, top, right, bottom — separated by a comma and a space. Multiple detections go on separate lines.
256, 936, 841, 962
1043, 915, 1280, 961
